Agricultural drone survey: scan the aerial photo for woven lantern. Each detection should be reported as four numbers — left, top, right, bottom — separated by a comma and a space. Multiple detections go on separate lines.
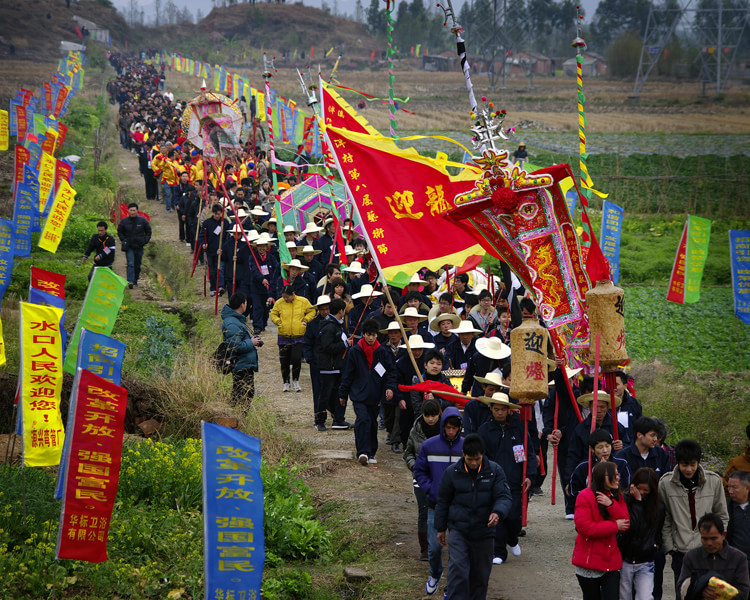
586, 279, 628, 371
510, 316, 549, 403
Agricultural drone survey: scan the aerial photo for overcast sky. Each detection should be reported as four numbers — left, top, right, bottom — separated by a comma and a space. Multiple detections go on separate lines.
112, 0, 601, 31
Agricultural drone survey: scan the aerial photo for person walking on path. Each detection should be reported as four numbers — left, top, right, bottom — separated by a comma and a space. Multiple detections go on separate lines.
117, 203, 152, 289
82, 220, 116, 280
270, 284, 315, 393
221, 292, 262, 406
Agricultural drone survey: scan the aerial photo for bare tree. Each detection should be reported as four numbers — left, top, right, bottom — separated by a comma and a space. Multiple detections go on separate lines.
154, 0, 161, 26
196, 8, 204, 22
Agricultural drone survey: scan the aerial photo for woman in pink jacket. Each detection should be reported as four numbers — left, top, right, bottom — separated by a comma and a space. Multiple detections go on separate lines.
572, 460, 631, 599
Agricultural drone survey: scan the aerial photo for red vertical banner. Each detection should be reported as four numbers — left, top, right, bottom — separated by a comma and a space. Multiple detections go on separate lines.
54, 159, 73, 195
44, 82, 53, 113
56, 369, 127, 563
14, 144, 31, 187
16, 104, 28, 142
31, 266, 67, 299
666, 221, 688, 304
56, 123, 68, 152
302, 117, 315, 153
53, 87, 69, 118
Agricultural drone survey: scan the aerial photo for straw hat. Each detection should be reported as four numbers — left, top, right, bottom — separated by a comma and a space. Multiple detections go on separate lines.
352, 284, 383, 300
261, 218, 277, 230
401, 307, 428, 321
285, 240, 298, 250
577, 389, 622, 409
474, 371, 506, 388
399, 334, 435, 350
301, 222, 323, 235
236, 208, 248, 218
409, 273, 427, 285
344, 245, 358, 256
343, 262, 366, 275
430, 312, 461, 332
449, 321, 482, 335
315, 294, 332, 306
283, 258, 309, 271
283, 224, 300, 235
249, 207, 268, 217
253, 232, 276, 245
548, 366, 583, 386
300, 244, 322, 255
245, 229, 260, 242
230, 224, 245, 234
478, 392, 516, 408
380, 321, 402, 334
476, 337, 511, 360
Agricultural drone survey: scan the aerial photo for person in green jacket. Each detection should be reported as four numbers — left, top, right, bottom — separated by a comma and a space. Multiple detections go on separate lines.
221, 292, 262, 406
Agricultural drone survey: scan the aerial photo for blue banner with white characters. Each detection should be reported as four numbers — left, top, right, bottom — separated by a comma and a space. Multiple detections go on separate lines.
75, 327, 126, 385
729, 230, 750, 325
202, 422, 264, 600
600, 200, 624, 284
0, 219, 14, 304
12, 168, 36, 257
22, 163, 42, 233
565, 189, 577, 216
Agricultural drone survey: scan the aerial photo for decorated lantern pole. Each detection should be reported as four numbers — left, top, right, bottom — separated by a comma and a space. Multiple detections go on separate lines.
510, 312, 550, 526
384, 0, 398, 136
263, 54, 280, 197
437, 0, 478, 114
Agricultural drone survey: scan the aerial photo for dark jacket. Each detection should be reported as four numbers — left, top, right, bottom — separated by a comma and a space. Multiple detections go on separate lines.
434, 455, 513, 539
461, 353, 506, 396
338, 340, 397, 405
117, 215, 152, 250
221, 235, 252, 292
403, 415, 439, 472
248, 249, 279, 297
220, 304, 258, 372
199, 216, 231, 255
317, 316, 348, 373
617, 492, 666, 563
677, 543, 750, 600
302, 313, 327, 367
432, 332, 458, 369
84, 233, 116, 267
478, 413, 538, 492
463, 399, 492, 435
566, 413, 629, 478
413, 408, 464, 504
618, 390, 644, 439
395, 353, 424, 405
569, 457, 632, 500
727, 500, 750, 566
446, 338, 477, 372
615, 443, 670, 480
346, 301, 380, 338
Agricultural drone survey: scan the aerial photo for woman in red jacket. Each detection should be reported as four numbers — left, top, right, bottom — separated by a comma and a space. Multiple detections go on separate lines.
572, 460, 631, 600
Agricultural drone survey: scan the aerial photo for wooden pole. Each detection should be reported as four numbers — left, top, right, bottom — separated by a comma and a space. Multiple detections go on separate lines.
589, 333, 601, 483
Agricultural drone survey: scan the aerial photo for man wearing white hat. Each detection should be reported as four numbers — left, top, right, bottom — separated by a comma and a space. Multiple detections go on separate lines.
318, 298, 354, 430
199, 203, 231, 297
318, 217, 339, 266
446, 320, 482, 372
221, 224, 253, 296
299, 244, 324, 286
248, 206, 268, 233
248, 232, 279, 335
399, 272, 433, 309
347, 284, 383, 341
461, 337, 511, 398
402, 306, 431, 340
298, 221, 323, 250
281, 258, 312, 301
430, 313, 461, 369
396, 335, 434, 448
343, 261, 368, 297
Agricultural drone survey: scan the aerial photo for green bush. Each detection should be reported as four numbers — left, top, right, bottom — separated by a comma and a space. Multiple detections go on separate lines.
7, 254, 92, 301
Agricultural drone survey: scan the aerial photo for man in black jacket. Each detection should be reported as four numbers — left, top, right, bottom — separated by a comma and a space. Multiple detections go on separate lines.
318, 298, 351, 430
435, 433, 513, 600
82, 221, 116, 280
174, 171, 194, 244
199, 203, 231, 297
117, 203, 152, 289
303, 295, 331, 431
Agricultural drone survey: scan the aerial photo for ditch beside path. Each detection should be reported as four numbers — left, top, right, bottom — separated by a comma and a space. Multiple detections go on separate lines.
111, 144, 674, 600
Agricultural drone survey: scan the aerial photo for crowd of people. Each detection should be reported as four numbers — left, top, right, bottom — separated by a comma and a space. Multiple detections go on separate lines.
106, 51, 750, 600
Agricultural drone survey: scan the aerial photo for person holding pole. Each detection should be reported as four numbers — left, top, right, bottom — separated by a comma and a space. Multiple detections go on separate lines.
199, 203, 230, 297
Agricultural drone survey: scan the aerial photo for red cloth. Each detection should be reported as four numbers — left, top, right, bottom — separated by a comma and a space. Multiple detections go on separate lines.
399, 381, 469, 408
571, 488, 628, 572
358, 338, 380, 368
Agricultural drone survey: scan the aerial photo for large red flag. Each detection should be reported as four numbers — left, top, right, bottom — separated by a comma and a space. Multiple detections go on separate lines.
320, 81, 380, 136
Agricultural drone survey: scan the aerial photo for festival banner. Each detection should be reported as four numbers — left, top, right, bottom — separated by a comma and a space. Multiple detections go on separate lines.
39, 179, 76, 253
0, 219, 14, 303
57, 122, 68, 152
202, 422, 264, 600
666, 221, 688, 304
75, 328, 126, 385
15, 102, 28, 142
27, 142, 43, 171
38, 150, 57, 211
19, 301, 66, 467
684, 215, 711, 303
730, 230, 750, 325
9, 99, 19, 136
55, 159, 75, 195
31, 266, 66, 299
0, 109, 8, 151
28, 286, 66, 354
22, 163, 43, 233
56, 368, 127, 562
64, 267, 128, 374
600, 200, 624, 284
41, 129, 58, 157
14, 144, 31, 188
0, 316, 5, 367
320, 81, 380, 136
12, 167, 36, 257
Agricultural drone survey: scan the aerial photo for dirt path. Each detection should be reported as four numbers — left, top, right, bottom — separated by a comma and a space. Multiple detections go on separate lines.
110, 119, 676, 600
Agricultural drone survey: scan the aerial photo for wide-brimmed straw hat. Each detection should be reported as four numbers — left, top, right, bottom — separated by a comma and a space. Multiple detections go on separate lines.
261, 218, 277, 230
283, 258, 309, 271
230, 224, 245, 234
380, 321, 402, 334
343, 262, 366, 275
253, 232, 276, 245
283, 224, 300, 235
286, 240, 298, 250
577, 389, 622, 409
315, 295, 332, 307
300, 244, 322, 255
476, 337, 511, 360
352, 284, 382, 300
401, 307, 428, 321
474, 372, 506, 388
478, 392, 516, 408
344, 245, 359, 256
300, 222, 323, 235
430, 313, 461, 332
249, 207, 268, 217
235, 208, 248, 218
450, 321, 482, 335
399, 334, 435, 349
409, 273, 427, 285
548, 366, 583, 386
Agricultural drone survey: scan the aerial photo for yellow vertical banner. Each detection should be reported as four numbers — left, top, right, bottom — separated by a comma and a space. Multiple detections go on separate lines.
0, 109, 8, 151
0, 315, 6, 366
257, 91, 265, 121
39, 180, 76, 253
38, 151, 57, 211
20, 301, 65, 467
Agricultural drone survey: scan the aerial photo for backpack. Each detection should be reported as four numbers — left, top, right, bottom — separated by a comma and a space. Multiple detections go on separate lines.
212, 341, 236, 375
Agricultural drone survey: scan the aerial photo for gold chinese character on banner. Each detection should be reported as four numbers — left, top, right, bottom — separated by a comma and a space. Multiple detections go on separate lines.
426, 185, 450, 216
385, 190, 423, 220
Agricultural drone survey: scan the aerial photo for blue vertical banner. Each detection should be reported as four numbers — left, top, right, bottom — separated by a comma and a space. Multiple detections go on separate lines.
12, 170, 35, 257
600, 200, 624, 284
0, 219, 14, 304
565, 190, 578, 215
27, 142, 43, 170
23, 164, 42, 233
729, 230, 750, 325
76, 328, 126, 385
202, 422, 264, 600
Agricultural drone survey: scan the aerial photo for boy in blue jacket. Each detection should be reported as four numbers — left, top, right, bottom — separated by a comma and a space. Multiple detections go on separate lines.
338, 318, 397, 465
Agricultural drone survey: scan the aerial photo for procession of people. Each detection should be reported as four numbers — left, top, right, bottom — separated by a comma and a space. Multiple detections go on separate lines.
106, 51, 749, 600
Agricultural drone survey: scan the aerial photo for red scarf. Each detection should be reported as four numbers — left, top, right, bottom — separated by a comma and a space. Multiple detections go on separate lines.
358, 338, 380, 368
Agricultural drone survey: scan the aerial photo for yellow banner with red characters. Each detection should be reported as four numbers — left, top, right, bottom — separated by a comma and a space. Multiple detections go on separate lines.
0, 109, 8, 151
39, 179, 76, 253
38, 150, 57, 211
20, 301, 66, 467
0, 315, 6, 367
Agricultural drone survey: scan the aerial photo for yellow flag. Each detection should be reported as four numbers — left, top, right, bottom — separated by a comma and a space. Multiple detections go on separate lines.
0, 110, 8, 151
326, 47, 334, 58
257, 91, 265, 122
39, 180, 76, 253
20, 302, 65, 467
38, 151, 56, 211
0, 315, 6, 367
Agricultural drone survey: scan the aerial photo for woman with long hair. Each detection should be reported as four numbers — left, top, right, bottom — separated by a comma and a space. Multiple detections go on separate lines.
572, 460, 630, 600
618, 467, 666, 600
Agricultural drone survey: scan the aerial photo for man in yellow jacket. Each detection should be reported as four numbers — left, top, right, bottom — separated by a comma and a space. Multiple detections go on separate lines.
270, 284, 316, 392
